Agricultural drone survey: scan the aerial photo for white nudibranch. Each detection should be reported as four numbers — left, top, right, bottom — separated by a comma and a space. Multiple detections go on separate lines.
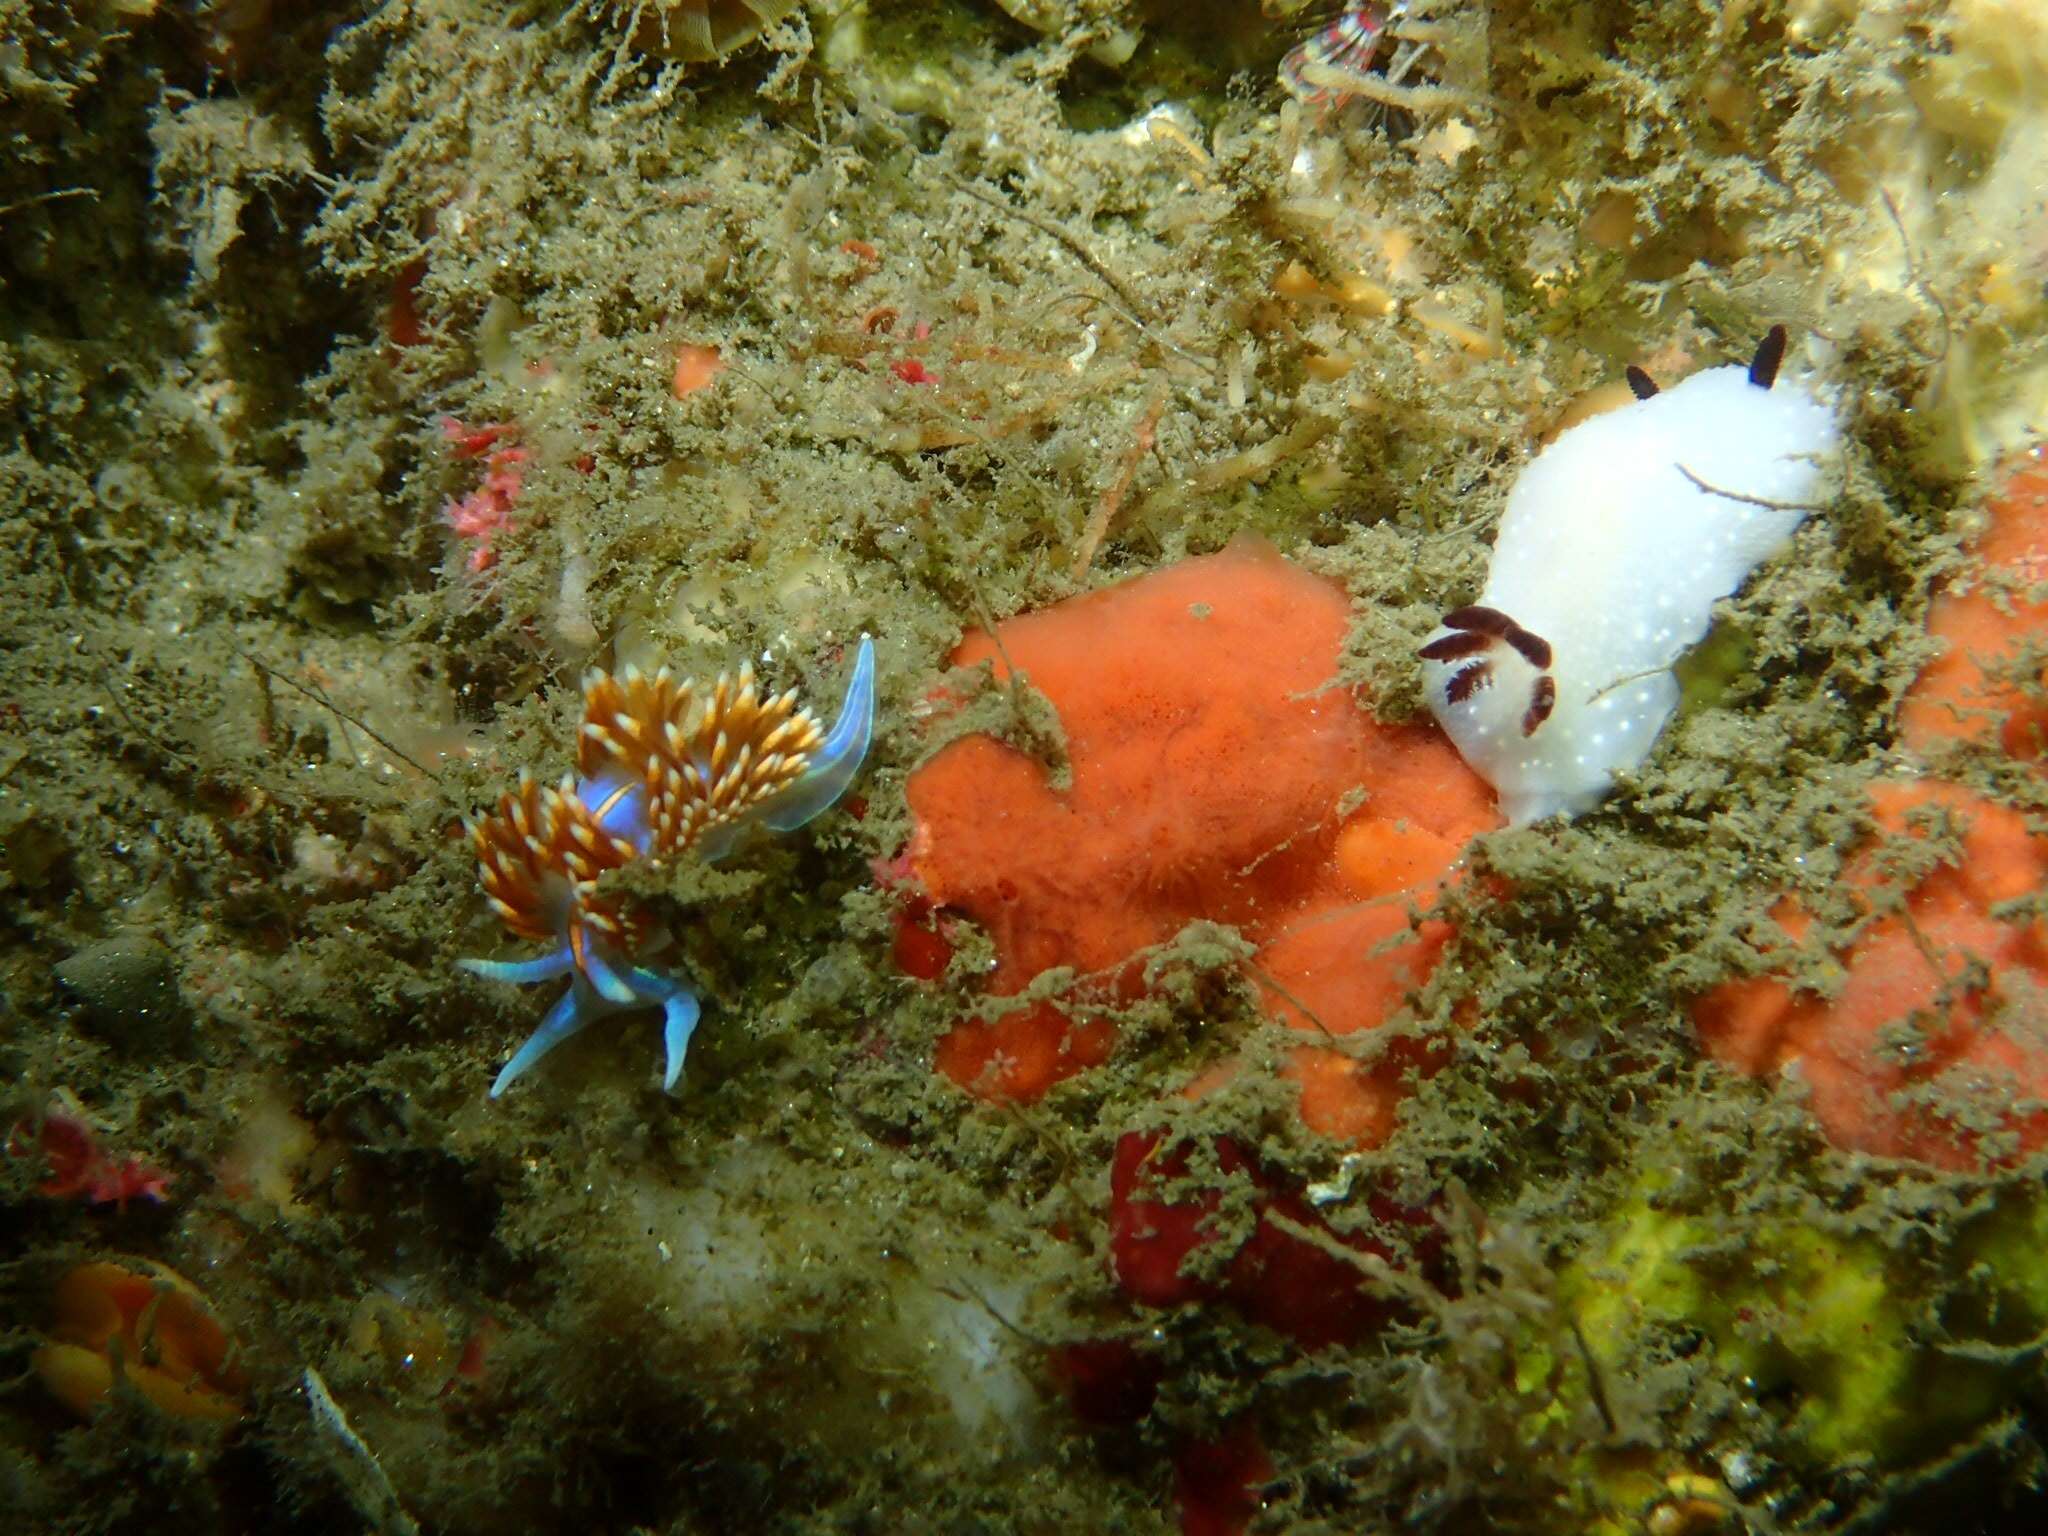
1421, 327, 1839, 826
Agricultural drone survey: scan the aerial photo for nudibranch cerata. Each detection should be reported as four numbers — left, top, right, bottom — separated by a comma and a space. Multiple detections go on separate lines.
1420, 327, 1839, 826
460, 637, 876, 1097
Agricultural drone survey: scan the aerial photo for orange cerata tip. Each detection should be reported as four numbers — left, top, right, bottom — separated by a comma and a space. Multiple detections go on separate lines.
1693, 778, 2048, 1170
34, 1259, 247, 1422
904, 540, 1498, 1134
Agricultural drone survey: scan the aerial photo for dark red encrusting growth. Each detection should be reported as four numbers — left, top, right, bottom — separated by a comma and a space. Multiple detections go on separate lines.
1051, 1338, 1165, 1427
6, 1108, 173, 1210
873, 851, 958, 982
892, 902, 955, 982
386, 259, 429, 348
1175, 1422, 1274, 1536
443, 1317, 503, 1397
1108, 1132, 1432, 1351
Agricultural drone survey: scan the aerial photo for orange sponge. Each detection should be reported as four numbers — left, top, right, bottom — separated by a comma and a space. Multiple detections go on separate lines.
34, 1259, 247, 1422
1899, 450, 2048, 757
906, 541, 1498, 1137
1695, 778, 2048, 1169
1696, 454, 2048, 1168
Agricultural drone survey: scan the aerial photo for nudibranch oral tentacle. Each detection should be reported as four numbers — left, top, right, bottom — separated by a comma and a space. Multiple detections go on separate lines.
460, 636, 877, 1097
474, 961, 703, 1099
1421, 328, 1838, 826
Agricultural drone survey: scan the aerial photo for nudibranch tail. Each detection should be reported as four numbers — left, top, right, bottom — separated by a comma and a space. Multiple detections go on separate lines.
760, 635, 877, 834
462, 637, 878, 1098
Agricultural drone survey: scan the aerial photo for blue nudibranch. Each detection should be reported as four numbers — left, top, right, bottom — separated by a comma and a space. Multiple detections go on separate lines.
460, 637, 876, 1097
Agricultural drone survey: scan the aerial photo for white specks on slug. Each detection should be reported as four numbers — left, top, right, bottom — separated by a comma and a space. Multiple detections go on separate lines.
1421, 329, 1839, 825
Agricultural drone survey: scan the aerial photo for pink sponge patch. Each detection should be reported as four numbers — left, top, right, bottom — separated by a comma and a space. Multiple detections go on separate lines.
439, 417, 528, 573
8, 1106, 173, 1210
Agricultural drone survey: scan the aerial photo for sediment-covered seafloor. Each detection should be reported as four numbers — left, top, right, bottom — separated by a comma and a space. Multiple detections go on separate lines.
4, 2, 2048, 1531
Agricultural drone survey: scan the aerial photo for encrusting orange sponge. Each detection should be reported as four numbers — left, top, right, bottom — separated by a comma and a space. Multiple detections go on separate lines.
904, 541, 1499, 1141
1694, 779, 2048, 1169
1898, 448, 2048, 759
1694, 452, 2048, 1170
34, 1259, 247, 1422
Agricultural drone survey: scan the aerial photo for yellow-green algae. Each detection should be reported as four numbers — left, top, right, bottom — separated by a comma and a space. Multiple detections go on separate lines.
1569, 1160, 2048, 1470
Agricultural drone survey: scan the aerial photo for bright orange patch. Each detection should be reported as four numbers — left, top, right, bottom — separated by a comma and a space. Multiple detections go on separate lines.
1694, 780, 2048, 1169
905, 541, 1498, 1136
1696, 453, 2048, 1169
34, 1260, 247, 1422
1899, 450, 2048, 757
930, 1001, 1117, 1104
671, 343, 725, 398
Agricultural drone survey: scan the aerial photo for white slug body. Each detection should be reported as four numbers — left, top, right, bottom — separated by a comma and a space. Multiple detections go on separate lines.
1422, 333, 1838, 826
